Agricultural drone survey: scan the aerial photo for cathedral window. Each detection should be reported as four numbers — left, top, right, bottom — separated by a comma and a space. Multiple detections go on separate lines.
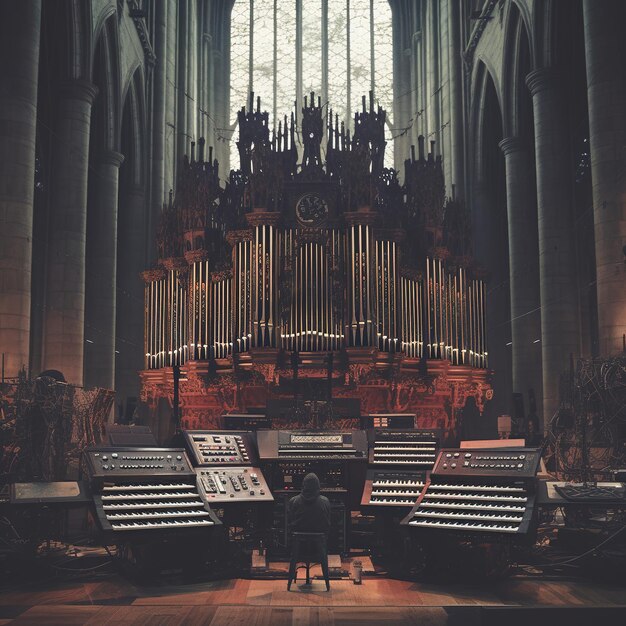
229, 0, 394, 170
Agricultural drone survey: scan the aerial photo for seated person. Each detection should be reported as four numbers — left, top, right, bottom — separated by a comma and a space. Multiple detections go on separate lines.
287, 472, 331, 589
288, 472, 331, 534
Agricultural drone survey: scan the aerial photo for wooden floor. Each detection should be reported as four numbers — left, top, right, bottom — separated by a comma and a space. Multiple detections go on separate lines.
1, 574, 625, 625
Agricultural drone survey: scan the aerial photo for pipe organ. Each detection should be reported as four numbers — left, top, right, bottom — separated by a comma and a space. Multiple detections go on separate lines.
141, 94, 491, 435
143, 265, 188, 369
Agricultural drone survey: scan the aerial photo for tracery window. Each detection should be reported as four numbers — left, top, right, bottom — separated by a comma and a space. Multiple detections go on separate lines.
229, 0, 394, 170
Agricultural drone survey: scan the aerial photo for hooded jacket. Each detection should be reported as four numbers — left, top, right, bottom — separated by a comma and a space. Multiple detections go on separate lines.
287, 473, 331, 534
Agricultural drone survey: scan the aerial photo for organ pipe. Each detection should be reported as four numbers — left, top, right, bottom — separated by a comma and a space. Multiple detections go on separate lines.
144, 253, 488, 370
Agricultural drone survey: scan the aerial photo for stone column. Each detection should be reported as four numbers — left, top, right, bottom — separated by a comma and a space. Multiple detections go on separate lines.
115, 185, 147, 404
499, 137, 542, 414
471, 179, 491, 266
447, 0, 464, 197
526, 68, 580, 423
205, 33, 214, 141
176, 0, 188, 165
187, 0, 197, 144
472, 178, 512, 421
165, 0, 178, 196
42, 79, 98, 385
583, 0, 626, 356
392, 11, 413, 168
413, 30, 422, 143
84, 150, 124, 390
0, 1, 41, 377
151, 0, 167, 212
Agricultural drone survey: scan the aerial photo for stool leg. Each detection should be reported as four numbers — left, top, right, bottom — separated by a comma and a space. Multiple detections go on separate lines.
306, 561, 310, 584
319, 541, 330, 591
288, 540, 301, 591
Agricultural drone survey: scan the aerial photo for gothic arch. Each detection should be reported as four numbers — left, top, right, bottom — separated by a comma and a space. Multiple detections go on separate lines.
91, 15, 121, 153
121, 68, 147, 188
510, 0, 534, 61
501, 3, 534, 138
92, 3, 117, 63
114, 68, 150, 409
470, 60, 503, 182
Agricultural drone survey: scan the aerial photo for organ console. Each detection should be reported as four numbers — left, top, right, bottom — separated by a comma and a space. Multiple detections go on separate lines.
84, 447, 221, 539
183, 430, 273, 504
258, 429, 367, 555
402, 447, 541, 540
361, 429, 439, 509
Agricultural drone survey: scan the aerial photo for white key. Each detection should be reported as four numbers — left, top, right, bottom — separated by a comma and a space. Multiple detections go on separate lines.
413, 510, 523, 523
111, 519, 214, 530
107, 510, 210, 521
409, 519, 518, 533
430, 483, 526, 493
425, 492, 527, 503
419, 501, 525, 513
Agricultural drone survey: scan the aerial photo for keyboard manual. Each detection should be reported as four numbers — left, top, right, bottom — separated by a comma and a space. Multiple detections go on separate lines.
361, 429, 439, 509
401, 447, 541, 541
84, 447, 221, 538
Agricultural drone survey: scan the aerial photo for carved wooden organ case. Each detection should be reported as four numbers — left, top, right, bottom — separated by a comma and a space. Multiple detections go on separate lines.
141, 93, 490, 432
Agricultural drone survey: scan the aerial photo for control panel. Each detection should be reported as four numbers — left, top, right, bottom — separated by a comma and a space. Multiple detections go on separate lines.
184, 430, 257, 466
266, 461, 347, 493
257, 429, 367, 460
196, 466, 273, 503
433, 448, 541, 478
85, 448, 194, 482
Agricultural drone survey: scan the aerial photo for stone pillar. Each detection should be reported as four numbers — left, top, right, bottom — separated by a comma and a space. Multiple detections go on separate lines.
423, 0, 433, 141
499, 137, 542, 414
447, 0, 464, 197
0, 1, 41, 377
42, 79, 98, 385
151, 0, 167, 211
205, 33, 214, 141
583, 0, 626, 356
165, 0, 178, 196
413, 30, 423, 142
471, 180, 491, 266
526, 68, 580, 423
440, 0, 452, 187
116, 185, 147, 405
392, 10, 413, 168
84, 150, 124, 390
472, 178, 512, 422
176, 0, 188, 165
187, 0, 197, 144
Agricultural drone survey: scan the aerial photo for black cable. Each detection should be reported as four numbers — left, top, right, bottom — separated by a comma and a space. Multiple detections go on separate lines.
526, 522, 626, 569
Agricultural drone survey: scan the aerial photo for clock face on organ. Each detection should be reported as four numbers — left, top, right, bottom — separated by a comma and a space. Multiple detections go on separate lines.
295, 193, 329, 226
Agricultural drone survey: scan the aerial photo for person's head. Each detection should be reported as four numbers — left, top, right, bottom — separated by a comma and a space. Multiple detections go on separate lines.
527, 415, 539, 434
301, 473, 321, 502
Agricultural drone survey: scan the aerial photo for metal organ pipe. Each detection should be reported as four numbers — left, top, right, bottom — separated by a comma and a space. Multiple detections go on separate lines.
203, 261, 209, 359
144, 281, 150, 369
143, 226, 488, 370
267, 224, 277, 347
349, 225, 356, 345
